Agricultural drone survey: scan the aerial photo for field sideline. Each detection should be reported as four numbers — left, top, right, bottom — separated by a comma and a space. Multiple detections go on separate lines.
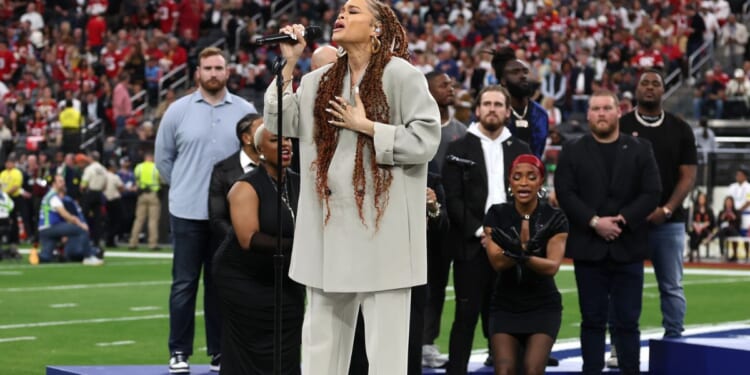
1, 249, 749, 374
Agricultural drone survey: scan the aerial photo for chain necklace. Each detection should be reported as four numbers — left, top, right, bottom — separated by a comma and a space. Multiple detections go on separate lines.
511, 103, 528, 119
633, 107, 665, 128
511, 103, 529, 128
265, 170, 295, 223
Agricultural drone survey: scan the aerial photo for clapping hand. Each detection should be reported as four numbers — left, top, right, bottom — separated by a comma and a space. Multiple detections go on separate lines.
526, 214, 565, 254
491, 227, 528, 263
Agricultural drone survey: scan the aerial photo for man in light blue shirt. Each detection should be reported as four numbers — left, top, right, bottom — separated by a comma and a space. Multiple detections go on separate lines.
155, 46, 256, 374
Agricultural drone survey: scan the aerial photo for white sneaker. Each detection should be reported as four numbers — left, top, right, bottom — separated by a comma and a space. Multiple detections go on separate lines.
422, 344, 448, 368
606, 345, 618, 368
169, 352, 190, 374
82, 256, 104, 266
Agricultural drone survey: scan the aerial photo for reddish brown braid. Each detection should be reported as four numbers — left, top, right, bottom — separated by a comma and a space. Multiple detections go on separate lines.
312, 0, 409, 228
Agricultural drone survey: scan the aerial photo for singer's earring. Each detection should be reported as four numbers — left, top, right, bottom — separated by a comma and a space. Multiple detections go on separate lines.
336, 46, 347, 57
371, 36, 381, 54
507, 187, 513, 198
260, 154, 266, 161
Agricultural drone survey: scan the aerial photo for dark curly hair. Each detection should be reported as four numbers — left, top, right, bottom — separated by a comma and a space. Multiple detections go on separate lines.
312, 0, 409, 229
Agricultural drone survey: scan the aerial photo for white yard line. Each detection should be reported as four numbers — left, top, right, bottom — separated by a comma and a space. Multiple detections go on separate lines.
50, 303, 78, 308
0, 280, 171, 293
447, 275, 750, 301
0, 312, 204, 330
0, 336, 36, 343
96, 340, 136, 347
17, 249, 174, 259
0, 260, 170, 271
130, 306, 160, 312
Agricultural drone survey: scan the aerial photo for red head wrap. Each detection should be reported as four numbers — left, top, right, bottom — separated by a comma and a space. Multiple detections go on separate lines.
511, 154, 545, 180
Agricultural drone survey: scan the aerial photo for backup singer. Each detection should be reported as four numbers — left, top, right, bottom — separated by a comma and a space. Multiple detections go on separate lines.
212, 125, 303, 375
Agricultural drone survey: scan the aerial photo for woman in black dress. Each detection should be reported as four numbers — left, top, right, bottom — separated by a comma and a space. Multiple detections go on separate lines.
483, 154, 568, 375
212, 125, 304, 374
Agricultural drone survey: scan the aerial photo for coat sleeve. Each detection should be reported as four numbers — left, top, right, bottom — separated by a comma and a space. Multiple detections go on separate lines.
373, 64, 440, 166
554, 142, 597, 229
442, 140, 483, 239
263, 77, 302, 138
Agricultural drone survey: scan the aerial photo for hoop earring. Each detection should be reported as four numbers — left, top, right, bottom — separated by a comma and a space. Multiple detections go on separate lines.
371, 36, 381, 54
538, 187, 547, 199
336, 46, 347, 57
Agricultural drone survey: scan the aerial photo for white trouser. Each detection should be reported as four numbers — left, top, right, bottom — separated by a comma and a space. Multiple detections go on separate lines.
301, 287, 411, 375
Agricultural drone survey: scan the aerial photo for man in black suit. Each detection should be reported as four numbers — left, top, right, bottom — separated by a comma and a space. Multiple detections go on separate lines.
442, 85, 530, 375
554, 91, 661, 375
208, 113, 263, 241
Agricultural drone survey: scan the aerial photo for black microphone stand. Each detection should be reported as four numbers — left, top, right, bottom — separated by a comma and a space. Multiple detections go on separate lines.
271, 56, 287, 375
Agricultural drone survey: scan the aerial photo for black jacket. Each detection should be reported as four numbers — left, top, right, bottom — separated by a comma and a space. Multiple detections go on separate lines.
442, 132, 531, 260
554, 134, 661, 262
209, 151, 249, 239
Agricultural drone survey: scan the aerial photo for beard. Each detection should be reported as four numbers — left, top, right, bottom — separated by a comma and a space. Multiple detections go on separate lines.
480, 113, 504, 131
505, 80, 534, 98
636, 96, 661, 111
198, 76, 227, 95
590, 120, 617, 139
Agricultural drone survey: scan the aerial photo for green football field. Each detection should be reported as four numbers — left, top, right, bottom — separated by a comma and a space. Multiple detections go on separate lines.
1, 249, 749, 374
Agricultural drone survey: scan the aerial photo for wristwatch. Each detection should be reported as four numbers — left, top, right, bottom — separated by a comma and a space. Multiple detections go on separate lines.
662, 206, 673, 219
589, 215, 600, 229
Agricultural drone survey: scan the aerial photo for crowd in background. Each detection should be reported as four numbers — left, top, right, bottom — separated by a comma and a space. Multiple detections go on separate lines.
0, 0, 748, 254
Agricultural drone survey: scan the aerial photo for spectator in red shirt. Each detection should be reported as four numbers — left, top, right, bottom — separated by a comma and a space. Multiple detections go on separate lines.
0, 39, 17, 82
86, 13, 107, 54
630, 39, 665, 71
16, 71, 39, 101
177, 0, 204, 42
157, 0, 180, 35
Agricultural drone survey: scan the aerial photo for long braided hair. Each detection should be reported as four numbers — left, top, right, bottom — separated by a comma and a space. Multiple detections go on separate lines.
312, 0, 409, 229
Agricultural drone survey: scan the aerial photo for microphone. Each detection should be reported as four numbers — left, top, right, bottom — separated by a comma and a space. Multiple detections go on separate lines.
446, 154, 476, 167
255, 26, 322, 45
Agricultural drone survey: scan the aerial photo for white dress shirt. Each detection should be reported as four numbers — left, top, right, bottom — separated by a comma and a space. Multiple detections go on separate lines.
239, 149, 256, 173
468, 123, 512, 236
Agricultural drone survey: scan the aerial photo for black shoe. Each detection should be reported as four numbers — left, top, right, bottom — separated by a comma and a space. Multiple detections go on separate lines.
547, 356, 559, 366
169, 352, 190, 374
150, 246, 162, 251
210, 353, 221, 372
483, 354, 493, 367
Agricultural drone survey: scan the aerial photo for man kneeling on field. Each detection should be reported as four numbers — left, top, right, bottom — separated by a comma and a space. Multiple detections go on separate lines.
38, 175, 103, 265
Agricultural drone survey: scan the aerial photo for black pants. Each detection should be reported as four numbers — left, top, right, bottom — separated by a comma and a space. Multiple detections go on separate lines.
424, 240, 452, 344
409, 285, 427, 375
105, 198, 123, 246
447, 251, 495, 375
81, 191, 103, 246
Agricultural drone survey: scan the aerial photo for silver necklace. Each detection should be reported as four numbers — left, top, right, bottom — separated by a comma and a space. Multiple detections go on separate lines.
633, 107, 665, 128
266, 171, 295, 223
511, 104, 529, 128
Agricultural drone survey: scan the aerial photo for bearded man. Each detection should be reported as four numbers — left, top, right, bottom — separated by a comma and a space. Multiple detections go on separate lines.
155, 46, 257, 374
492, 46, 548, 158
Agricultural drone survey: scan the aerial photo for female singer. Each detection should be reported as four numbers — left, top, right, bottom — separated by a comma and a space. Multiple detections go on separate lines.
263, 0, 440, 373
212, 125, 303, 374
